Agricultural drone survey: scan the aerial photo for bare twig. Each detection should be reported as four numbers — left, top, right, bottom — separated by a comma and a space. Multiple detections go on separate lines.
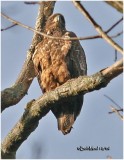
105, 1, 123, 13
104, 94, 123, 120
1, 23, 17, 31
106, 17, 123, 33
109, 108, 123, 114
109, 105, 123, 120
104, 94, 121, 109
1, 12, 123, 41
111, 31, 123, 38
24, 1, 39, 5
1, 58, 123, 158
114, 49, 117, 62
72, 1, 123, 54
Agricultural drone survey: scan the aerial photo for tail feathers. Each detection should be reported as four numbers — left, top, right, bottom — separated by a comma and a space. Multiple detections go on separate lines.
57, 114, 74, 135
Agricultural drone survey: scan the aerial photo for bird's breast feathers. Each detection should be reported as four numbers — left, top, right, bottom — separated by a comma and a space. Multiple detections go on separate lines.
32, 32, 73, 92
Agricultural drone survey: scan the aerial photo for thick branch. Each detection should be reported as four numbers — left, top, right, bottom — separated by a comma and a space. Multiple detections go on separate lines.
72, 1, 123, 55
105, 1, 123, 13
102, 59, 123, 81
1, 58, 123, 159
1, 1, 56, 112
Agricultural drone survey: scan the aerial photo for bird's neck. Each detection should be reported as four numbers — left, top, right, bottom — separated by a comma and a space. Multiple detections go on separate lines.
46, 28, 65, 37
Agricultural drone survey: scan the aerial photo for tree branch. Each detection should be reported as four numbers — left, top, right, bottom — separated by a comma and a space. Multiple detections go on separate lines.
105, 1, 123, 13
105, 17, 123, 33
2, 5, 122, 112
109, 108, 123, 114
24, 1, 40, 5
1, 23, 17, 31
1, 1, 56, 112
1, 12, 123, 41
111, 31, 123, 39
1, 58, 123, 159
72, 1, 123, 55
104, 94, 121, 109
104, 94, 123, 120
109, 105, 123, 120
1, 2, 123, 158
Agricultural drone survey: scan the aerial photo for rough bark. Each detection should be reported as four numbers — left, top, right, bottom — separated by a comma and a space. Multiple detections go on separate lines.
1, 59, 123, 159
1, 1, 56, 112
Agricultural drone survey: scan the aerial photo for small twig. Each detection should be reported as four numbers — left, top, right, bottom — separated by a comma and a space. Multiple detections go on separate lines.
105, 1, 123, 13
104, 94, 121, 109
109, 105, 123, 120
111, 31, 123, 38
1, 23, 17, 31
24, 1, 39, 5
109, 108, 123, 114
114, 49, 117, 62
104, 95, 123, 120
106, 17, 123, 33
1, 12, 123, 41
72, 1, 123, 54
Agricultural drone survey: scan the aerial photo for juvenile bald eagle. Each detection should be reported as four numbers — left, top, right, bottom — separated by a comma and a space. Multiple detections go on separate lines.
32, 13, 87, 135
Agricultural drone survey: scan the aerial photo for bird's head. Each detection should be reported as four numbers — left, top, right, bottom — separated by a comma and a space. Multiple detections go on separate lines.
45, 13, 66, 35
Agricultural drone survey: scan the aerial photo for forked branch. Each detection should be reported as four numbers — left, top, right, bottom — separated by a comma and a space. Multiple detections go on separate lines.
72, 1, 123, 54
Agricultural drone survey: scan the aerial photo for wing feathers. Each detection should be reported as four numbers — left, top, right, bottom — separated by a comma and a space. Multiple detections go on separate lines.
32, 16, 87, 134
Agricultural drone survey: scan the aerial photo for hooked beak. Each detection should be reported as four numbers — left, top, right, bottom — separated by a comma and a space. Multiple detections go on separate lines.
54, 15, 61, 23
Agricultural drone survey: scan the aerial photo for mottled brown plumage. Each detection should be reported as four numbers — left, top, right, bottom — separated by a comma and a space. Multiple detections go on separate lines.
32, 13, 87, 135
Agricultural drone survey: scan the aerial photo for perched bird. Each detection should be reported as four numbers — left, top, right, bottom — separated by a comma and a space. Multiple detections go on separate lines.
32, 13, 87, 135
